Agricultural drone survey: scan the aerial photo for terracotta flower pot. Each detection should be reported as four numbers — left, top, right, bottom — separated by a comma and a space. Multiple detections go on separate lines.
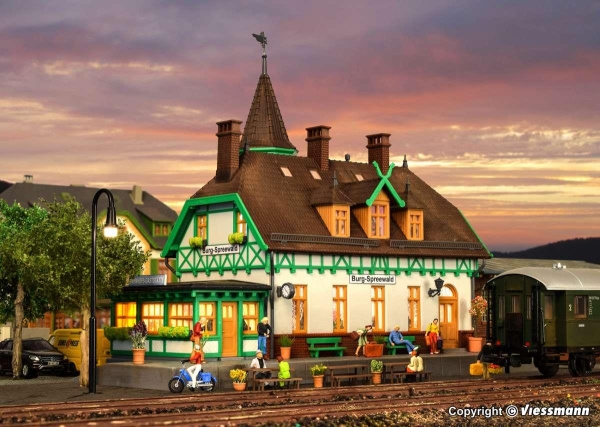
233, 382, 247, 391
280, 347, 291, 360
364, 343, 384, 358
313, 375, 324, 388
372, 372, 382, 384
468, 337, 484, 353
132, 348, 146, 365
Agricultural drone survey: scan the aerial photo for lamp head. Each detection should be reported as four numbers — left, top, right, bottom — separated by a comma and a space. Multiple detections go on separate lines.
428, 277, 445, 297
103, 206, 118, 238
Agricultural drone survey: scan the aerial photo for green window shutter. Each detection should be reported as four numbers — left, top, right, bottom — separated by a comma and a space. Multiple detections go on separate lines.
150, 259, 158, 275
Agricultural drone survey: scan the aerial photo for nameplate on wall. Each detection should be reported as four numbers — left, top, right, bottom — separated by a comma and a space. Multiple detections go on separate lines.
201, 244, 241, 256
349, 274, 396, 285
129, 274, 167, 286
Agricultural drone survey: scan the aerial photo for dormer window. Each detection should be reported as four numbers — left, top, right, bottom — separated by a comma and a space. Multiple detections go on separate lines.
354, 173, 364, 181
370, 203, 388, 238
309, 170, 321, 180
315, 204, 350, 237
280, 167, 292, 177
393, 209, 424, 241
154, 223, 169, 236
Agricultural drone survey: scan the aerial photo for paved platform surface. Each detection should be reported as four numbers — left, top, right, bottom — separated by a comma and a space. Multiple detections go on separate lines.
0, 349, 581, 406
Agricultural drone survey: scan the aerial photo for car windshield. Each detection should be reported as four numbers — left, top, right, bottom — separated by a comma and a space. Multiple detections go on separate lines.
23, 340, 56, 352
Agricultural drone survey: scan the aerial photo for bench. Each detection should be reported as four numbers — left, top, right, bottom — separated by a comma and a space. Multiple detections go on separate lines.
386, 336, 416, 355
254, 377, 303, 391
307, 337, 346, 357
390, 370, 432, 383
331, 373, 372, 387
246, 367, 296, 391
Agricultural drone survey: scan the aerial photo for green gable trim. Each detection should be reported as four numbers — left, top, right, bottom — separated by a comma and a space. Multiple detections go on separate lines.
177, 242, 268, 277
273, 253, 479, 277
366, 162, 406, 208
458, 209, 492, 258
117, 210, 160, 249
239, 147, 297, 156
161, 193, 268, 259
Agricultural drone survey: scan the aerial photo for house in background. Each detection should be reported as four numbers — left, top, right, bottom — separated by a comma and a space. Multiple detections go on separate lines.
0, 177, 178, 331
111, 45, 491, 360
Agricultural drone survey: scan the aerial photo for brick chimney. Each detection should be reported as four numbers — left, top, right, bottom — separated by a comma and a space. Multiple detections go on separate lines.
366, 133, 391, 174
216, 119, 243, 182
306, 125, 331, 171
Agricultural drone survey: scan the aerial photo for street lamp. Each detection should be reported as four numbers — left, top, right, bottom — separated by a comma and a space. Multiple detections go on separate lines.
428, 277, 445, 297
89, 189, 118, 394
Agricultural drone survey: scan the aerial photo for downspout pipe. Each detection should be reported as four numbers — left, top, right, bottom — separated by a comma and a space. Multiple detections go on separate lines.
472, 259, 487, 333
165, 257, 177, 281
269, 251, 275, 359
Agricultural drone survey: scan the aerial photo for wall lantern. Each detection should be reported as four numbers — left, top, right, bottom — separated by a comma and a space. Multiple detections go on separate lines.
428, 277, 445, 297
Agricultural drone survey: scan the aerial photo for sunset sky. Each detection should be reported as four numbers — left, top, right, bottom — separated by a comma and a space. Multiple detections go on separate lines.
1, 1, 599, 251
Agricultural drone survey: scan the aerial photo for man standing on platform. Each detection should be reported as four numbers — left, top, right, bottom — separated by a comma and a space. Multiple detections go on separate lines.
258, 317, 272, 360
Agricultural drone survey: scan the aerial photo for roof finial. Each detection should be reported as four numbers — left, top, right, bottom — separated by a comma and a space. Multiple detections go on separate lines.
402, 154, 408, 168
252, 31, 268, 75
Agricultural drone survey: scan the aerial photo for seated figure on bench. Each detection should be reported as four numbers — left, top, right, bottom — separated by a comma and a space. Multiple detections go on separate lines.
406, 348, 423, 382
251, 350, 272, 387
276, 356, 290, 388
388, 325, 416, 354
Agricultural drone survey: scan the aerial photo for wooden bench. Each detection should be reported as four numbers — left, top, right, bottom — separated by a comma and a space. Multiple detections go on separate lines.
246, 367, 296, 391
307, 337, 346, 357
331, 373, 372, 387
390, 370, 432, 383
386, 336, 416, 355
255, 377, 303, 391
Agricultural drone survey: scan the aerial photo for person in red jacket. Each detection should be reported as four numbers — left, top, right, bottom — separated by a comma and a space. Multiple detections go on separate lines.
190, 317, 208, 362
186, 344, 203, 390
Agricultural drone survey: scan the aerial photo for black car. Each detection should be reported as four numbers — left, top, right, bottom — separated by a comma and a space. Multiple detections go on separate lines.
0, 337, 70, 378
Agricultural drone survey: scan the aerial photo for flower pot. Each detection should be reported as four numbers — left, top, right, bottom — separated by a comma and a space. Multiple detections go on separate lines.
132, 348, 146, 365
312, 375, 324, 388
280, 347, 291, 360
468, 337, 484, 353
372, 372, 382, 384
233, 382, 247, 391
364, 343, 384, 358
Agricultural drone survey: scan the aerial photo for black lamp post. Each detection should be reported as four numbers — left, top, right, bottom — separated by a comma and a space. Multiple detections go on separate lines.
89, 189, 118, 394
428, 277, 445, 297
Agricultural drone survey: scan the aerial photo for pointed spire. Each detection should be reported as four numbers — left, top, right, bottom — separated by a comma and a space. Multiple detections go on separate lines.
402, 154, 408, 168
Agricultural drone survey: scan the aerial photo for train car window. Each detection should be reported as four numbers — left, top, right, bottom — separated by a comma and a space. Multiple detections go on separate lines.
544, 295, 554, 320
574, 296, 588, 319
498, 297, 505, 320
510, 295, 520, 313
526, 295, 532, 320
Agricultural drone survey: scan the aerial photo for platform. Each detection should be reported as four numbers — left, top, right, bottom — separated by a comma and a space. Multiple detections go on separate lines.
97, 348, 543, 392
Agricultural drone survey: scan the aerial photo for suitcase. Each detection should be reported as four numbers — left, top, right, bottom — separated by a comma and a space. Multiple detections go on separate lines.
350, 331, 360, 341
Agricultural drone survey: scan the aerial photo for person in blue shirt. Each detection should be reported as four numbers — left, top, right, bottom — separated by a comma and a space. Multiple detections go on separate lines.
388, 325, 416, 354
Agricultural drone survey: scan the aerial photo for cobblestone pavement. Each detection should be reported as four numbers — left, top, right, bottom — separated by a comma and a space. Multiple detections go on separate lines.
0, 374, 171, 406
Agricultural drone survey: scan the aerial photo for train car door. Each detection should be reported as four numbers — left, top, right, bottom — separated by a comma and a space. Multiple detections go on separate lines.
542, 293, 557, 346
221, 302, 238, 357
439, 285, 458, 348
505, 293, 523, 350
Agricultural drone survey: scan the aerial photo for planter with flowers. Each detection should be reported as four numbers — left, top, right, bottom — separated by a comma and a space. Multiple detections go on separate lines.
309, 363, 327, 388
468, 296, 488, 353
277, 335, 295, 360
130, 320, 148, 364
370, 359, 383, 384
229, 368, 248, 391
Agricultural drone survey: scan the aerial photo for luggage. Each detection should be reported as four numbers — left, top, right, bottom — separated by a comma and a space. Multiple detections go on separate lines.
425, 335, 431, 346
350, 331, 360, 341
469, 362, 483, 376
437, 336, 443, 352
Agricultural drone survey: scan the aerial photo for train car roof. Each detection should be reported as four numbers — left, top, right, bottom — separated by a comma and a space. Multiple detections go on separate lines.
487, 267, 600, 291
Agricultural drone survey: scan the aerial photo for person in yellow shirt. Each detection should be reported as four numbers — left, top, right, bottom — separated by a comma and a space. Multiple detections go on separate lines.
425, 318, 440, 355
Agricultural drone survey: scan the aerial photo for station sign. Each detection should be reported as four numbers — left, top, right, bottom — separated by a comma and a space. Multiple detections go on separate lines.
349, 274, 396, 285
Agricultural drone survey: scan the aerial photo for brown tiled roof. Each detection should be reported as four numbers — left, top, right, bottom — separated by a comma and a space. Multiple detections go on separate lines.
241, 74, 296, 151
310, 181, 354, 206
192, 153, 490, 259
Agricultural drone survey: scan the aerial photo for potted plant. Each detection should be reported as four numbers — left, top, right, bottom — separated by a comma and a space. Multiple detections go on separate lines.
277, 335, 295, 360
370, 359, 384, 384
365, 334, 385, 358
229, 368, 248, 391
157, 326, 190, 339
227, 232, 247, 245
309, 363, 327, 388
129, 320, 148, 364
189, 237, 208, 249
468, 296, 488, 352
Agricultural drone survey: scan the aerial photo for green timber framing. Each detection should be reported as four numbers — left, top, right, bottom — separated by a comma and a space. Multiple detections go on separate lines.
110, 281, 270, 358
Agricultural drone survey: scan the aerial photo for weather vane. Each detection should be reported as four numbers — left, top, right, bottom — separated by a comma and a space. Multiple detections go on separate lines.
252, 31, 268, 75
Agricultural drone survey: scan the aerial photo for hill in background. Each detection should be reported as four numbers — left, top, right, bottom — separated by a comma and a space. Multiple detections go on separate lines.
493, 237, 600, 265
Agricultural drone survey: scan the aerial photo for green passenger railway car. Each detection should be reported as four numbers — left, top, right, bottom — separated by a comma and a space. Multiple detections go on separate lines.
484, 267, 600, 377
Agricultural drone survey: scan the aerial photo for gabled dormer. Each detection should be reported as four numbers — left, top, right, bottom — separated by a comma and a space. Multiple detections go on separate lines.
393, 209, 424, 241
311, 173, 353, 238
353, 191, 390, 239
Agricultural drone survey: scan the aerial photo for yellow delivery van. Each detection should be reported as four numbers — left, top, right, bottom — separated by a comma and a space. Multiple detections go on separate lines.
48, 329, 111, 373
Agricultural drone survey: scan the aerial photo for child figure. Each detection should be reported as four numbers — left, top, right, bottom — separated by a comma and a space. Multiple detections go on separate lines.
276, 355, 290, 388
406, 348, 423, 382
186, 344, 203, 390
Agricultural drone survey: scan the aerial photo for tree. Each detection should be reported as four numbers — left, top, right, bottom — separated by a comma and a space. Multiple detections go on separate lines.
0, 200, 55, 379
0, 198, 148, 384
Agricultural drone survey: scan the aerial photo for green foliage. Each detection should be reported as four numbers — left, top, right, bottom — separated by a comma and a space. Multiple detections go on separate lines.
309, 363, 327, 376
227, 232, 245, 244
370, 359, 383, 373
103, 326, 130, 341
277, 335, 295, 347
229, 368, 247, 383
189, 237, 205, 248
157, 326, 190, 339
374, 335, 387, 345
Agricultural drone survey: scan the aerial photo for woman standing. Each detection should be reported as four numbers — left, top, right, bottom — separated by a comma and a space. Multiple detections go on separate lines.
425, 318, 440, 355
354, 324, 373, 357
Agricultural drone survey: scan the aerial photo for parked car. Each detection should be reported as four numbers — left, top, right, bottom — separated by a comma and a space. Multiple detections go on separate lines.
0, 337, 70, 378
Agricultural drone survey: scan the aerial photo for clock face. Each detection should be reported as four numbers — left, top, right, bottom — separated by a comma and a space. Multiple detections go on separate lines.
281, 283, 295, 299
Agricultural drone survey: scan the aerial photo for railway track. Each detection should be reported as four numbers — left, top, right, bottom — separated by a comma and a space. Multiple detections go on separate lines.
2, 374, 599, 426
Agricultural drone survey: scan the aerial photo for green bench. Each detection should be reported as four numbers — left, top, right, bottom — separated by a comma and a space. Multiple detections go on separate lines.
385, 335, 416, 355
307, 337, 346, 357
